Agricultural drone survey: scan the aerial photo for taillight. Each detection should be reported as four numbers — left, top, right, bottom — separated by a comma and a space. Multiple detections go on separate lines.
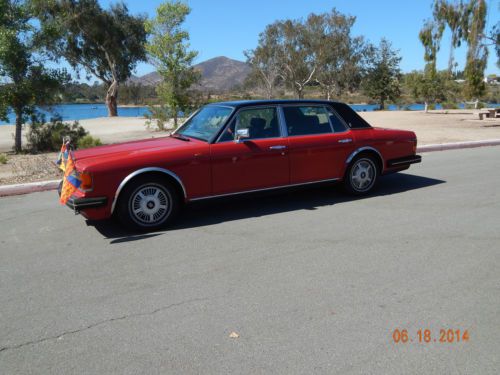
411, 138, 417, 153
79, 171, 93, 191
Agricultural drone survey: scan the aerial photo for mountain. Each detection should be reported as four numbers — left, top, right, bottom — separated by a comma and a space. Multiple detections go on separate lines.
129, 56, 251, 92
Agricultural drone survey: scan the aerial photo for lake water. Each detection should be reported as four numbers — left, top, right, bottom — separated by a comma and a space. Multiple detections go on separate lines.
0, 104, 150, 125
0, 102, 498, 125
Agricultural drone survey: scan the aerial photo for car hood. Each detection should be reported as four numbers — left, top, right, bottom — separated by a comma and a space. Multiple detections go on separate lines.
73, 136, 202, 170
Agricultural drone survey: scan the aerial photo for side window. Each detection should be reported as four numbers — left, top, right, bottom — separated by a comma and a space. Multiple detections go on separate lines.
326, 107, 348, 133
283, 106, 333, 136
219, 107, 280, 142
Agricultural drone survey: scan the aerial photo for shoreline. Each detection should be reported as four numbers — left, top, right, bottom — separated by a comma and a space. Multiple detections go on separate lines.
2, 102, 498, 126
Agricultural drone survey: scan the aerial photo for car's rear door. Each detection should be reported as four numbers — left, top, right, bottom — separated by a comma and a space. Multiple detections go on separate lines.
209, 106, 290, 195
282, 105, 355, 184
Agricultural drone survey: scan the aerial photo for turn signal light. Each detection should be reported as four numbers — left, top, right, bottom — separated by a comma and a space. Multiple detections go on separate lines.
79, 171, 93, 191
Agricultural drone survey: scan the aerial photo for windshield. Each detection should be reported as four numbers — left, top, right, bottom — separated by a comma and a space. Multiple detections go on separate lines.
176, 105, 233, 141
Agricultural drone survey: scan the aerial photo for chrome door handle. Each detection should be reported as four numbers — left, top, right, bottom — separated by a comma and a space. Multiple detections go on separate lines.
338, 138, 353, 143
269, 145, 287, 150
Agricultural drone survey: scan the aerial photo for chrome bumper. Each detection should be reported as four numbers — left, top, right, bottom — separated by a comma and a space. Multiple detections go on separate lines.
66, 196, 107, 212
387, 155, 422, 167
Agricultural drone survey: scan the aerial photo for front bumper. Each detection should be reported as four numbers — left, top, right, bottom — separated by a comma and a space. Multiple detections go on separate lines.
66, 196, 108, 212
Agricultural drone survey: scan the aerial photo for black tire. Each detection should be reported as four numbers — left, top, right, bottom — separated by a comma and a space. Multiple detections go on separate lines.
116, 175, 181, 232
343, 155, 379, 195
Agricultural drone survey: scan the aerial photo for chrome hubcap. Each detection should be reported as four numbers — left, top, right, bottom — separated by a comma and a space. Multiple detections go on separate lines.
130, 185, 170, 225
351, 159, 375, 191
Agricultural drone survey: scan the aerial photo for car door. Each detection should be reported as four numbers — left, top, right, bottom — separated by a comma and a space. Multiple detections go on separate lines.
283, 105, 355, 184
210, 106, 290, 195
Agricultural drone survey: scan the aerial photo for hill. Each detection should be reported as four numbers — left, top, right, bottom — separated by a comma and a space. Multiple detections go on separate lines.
130, 56, 251, 92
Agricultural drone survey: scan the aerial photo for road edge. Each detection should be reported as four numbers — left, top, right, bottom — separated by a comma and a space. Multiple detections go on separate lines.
1, 139, 500, 197
417, 139, 500, 152
0, 179, 60, 197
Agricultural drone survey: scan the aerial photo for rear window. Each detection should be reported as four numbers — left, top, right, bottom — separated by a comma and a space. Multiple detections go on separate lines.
330, 103, 372, 129
283, 106, 333, 136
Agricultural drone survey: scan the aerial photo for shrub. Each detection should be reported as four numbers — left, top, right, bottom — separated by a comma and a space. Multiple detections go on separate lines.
26, 118, 88, 153
0, 153, 7, 164
145, 104, 172, 131
465, 101, 486, 109
441, 102, 459, 109
77, 135, 102, 149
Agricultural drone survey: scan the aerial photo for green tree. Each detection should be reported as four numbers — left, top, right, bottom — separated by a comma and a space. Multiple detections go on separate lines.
145, 1, 200, 128
276, 19, 316, 99
244, 23, 281, 99
418, 18, 446, 112
483, 22, 499, 69
421, 0, 491, 106
34, 0, 147, 116
363, 39, 402, 110
310, 9, 369, 100
462, 0, 488, 101
0, 0, 68, 152
405, 69, 459, 111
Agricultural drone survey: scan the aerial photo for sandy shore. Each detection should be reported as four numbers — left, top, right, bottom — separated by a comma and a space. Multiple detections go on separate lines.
0, 117, 166, 153
359, 109, 500, 145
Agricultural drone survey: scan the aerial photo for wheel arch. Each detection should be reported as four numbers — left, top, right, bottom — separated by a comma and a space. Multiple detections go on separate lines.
345, 147, 384, 175
111, 167, 187, 214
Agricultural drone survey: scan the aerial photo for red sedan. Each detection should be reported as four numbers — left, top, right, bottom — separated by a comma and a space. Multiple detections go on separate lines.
61, 100, 421, 231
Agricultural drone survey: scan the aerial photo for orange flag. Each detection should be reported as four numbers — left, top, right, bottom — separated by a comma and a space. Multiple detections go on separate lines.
59, 152, 81, 205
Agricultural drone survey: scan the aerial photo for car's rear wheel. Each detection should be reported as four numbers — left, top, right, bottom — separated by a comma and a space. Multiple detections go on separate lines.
344, 155, 379, 195
116, 176, 180, 231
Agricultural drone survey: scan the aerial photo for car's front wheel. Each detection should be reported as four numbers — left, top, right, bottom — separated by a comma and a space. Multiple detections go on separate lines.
344, 155, 379, 195
116, 176, 180, 231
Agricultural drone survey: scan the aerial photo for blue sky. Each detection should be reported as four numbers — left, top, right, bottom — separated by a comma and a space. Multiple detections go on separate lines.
97, 0, 499, 79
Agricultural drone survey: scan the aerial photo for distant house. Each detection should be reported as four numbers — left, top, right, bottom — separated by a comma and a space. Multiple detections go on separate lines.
484, 76, 500, 84
454, 79, 466, 84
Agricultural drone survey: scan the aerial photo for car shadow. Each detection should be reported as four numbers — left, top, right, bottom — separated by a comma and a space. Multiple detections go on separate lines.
88, 173, 445, 243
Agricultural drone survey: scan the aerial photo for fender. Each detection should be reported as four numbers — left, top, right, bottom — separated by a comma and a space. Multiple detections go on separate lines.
110, 167, 187, 214
345, 146, 384, 172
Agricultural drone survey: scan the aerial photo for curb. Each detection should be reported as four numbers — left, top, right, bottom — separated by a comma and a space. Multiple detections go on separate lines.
0, 179, 60, 197
0, 139, 499, 198
417, 139, 500, 153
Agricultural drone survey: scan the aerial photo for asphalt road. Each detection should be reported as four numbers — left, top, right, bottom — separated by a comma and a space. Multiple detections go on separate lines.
1, 147, 499, 374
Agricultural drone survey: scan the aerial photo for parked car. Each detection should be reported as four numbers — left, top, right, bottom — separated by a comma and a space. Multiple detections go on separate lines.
60, 100, 421, 231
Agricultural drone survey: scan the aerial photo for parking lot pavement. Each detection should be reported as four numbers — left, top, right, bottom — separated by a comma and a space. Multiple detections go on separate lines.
1, 147, 499, 374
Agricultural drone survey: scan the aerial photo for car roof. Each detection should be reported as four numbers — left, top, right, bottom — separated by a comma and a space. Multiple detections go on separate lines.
206, 99, 342, 108
203, 99, 373, 130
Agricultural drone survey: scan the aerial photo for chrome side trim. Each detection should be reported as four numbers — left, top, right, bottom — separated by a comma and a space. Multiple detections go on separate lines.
110, 167, 187, 214
189, 178, 339, 202
345, 146, 384, 171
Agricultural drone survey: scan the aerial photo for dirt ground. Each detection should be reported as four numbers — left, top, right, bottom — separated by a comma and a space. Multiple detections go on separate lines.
0, 152, 61, 185
359, 109, 500, 144
1, 110, 499, 185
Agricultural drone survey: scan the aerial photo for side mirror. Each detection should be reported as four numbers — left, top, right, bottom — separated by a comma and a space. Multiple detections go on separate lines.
235, 128, 250, 143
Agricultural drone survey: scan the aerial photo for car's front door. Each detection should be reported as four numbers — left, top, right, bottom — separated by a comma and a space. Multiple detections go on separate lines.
282, 105, 355, 184
210, 106, 290, 195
